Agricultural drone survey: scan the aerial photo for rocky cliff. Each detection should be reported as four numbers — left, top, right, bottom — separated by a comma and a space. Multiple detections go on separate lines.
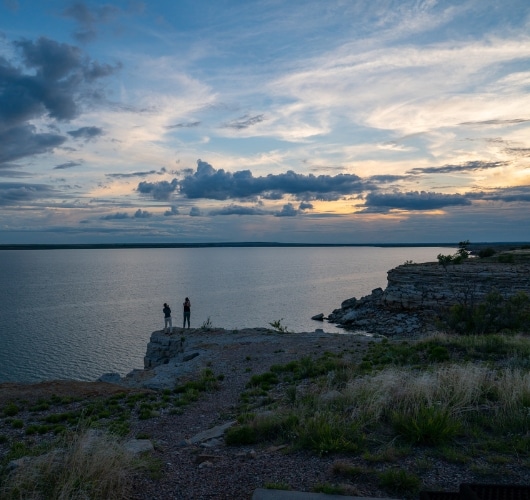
328, 251, 530, 337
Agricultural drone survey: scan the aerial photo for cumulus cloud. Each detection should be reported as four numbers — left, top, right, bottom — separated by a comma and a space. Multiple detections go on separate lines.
101, 211, 129, 220
469, 185, 530, 203
164, 205, 179, 216
179, 160, 369, 201
408, 160, 506, 175
67, 126, 104, 140
275, 203, 298, 217
137, 179, 178, 200
0, 182, 56, 205
299, 201, 313, 210
209, 204, 267, 216
134, 208, 151, 218
0, 36, 119, 166
189, 206, 202, 216
364, 191, 472, 212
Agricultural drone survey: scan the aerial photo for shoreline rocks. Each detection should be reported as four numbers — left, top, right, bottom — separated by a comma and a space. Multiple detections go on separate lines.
326, 255, 530, 337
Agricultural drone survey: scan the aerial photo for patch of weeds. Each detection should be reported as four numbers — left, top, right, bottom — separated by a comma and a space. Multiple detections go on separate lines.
225, 413, 298, 446
246, 372, 279, 391
391, 405, 461, 445
436, 446, 470, 464
11, 419, 24, 429
174, 368, 220, 395
362, 445, 410, 463
313, 483, 346, 495
30, 401, 50, 412
264, 482, 291, 490
332, 461, 368, 478
296, 413, 364, 455
3, 402, 20, 417
378, 468, 421, 495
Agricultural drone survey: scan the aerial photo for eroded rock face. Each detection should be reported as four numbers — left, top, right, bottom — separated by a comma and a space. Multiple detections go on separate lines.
144, 331, 186, 368
328, 259, 530, 337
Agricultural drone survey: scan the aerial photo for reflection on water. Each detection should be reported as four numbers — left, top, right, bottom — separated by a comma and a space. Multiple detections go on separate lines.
0, 246, 449, 383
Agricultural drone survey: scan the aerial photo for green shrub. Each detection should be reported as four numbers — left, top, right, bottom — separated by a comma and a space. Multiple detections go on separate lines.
3, 402, 20, 417
378, 468, 421, 494
391, 405, 460, 445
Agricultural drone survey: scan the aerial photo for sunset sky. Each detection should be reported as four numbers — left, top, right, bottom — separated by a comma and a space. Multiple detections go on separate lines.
1, 0, 530, 244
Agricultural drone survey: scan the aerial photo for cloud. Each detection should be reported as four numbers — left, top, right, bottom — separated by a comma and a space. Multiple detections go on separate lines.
408, 160, 506, 175
67, 126, 104, 140
134, 208, 151, 218
189, 207, 202, 216
209, 204, 267, 216
107, 168, 166, 179
299, 201, 313, 210
137, 179, 178, 200
364, 191, 472, 212
54, 161, 82, 170
101, 212, 129, 220
275, 203, 298, 217
222, 114, 265, 130
0, 36, 119, 166
179, 160, 369, 201
164, 206, 179, 216
0, 126, 66, 164
469, 185, 530, 203
0, 182, 56, 205
459, 118, 530, 126
62, 2, 120, 43
165, 121, 201, 129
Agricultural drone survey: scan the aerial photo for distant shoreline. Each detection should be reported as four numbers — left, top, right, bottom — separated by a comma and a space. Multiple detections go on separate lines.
0, 241, 523, 250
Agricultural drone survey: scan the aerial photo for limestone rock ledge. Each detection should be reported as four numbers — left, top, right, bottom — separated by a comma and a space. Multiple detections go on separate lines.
328, 258, 530, 337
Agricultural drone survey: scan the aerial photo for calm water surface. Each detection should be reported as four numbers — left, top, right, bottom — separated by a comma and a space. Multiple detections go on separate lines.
0, 247, 449, 383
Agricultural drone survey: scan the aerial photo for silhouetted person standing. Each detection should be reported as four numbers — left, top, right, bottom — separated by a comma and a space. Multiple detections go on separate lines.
183, 297, 191, 328
163, 303, 172, 333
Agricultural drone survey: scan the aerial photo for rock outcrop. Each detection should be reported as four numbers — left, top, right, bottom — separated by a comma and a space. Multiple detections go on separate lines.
328, 255, 530, 337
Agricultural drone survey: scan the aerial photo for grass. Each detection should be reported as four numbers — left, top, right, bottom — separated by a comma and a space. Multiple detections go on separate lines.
0, 429, 154, 499
224, 333, 530, 492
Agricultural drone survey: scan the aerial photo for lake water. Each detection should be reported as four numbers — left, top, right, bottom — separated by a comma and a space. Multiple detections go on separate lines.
0, 246, 450, 383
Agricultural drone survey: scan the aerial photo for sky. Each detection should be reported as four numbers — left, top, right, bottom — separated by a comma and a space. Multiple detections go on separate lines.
1, 0, 530, 244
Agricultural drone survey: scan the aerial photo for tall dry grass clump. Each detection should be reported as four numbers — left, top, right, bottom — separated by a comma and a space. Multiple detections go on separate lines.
1, 429, 147, 499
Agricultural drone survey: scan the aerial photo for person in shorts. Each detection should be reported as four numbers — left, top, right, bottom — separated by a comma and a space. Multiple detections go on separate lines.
163, 303, 172, 333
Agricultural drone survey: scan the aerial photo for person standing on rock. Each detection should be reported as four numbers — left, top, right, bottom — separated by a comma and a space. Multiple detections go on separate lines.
163, 303, 172, 334
183, 297, 191, 328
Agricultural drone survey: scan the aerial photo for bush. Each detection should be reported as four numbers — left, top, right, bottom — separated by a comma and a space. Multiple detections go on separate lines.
444, 290, 530, 335
379, 468, 421, 494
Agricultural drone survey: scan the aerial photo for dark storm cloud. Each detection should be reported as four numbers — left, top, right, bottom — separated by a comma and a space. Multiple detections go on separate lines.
275, 203, 298, 217
164, 206, 179, 216
67, 126, 103, 140
62, 2, 120, 43
299, 201, 313, 210
408, 160, 506, 175
0, 126, 66, 163
0, 36, 119, 165
165, 121, 201, 129
137, 179, 178, 200
179, 160, 369, 201
209, 204, 267, 216
0, 182, 56, 205
189, 207, 202, 216
364, 191, 472, 211
54, 160, 82, 170
222, 114, 265, 129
